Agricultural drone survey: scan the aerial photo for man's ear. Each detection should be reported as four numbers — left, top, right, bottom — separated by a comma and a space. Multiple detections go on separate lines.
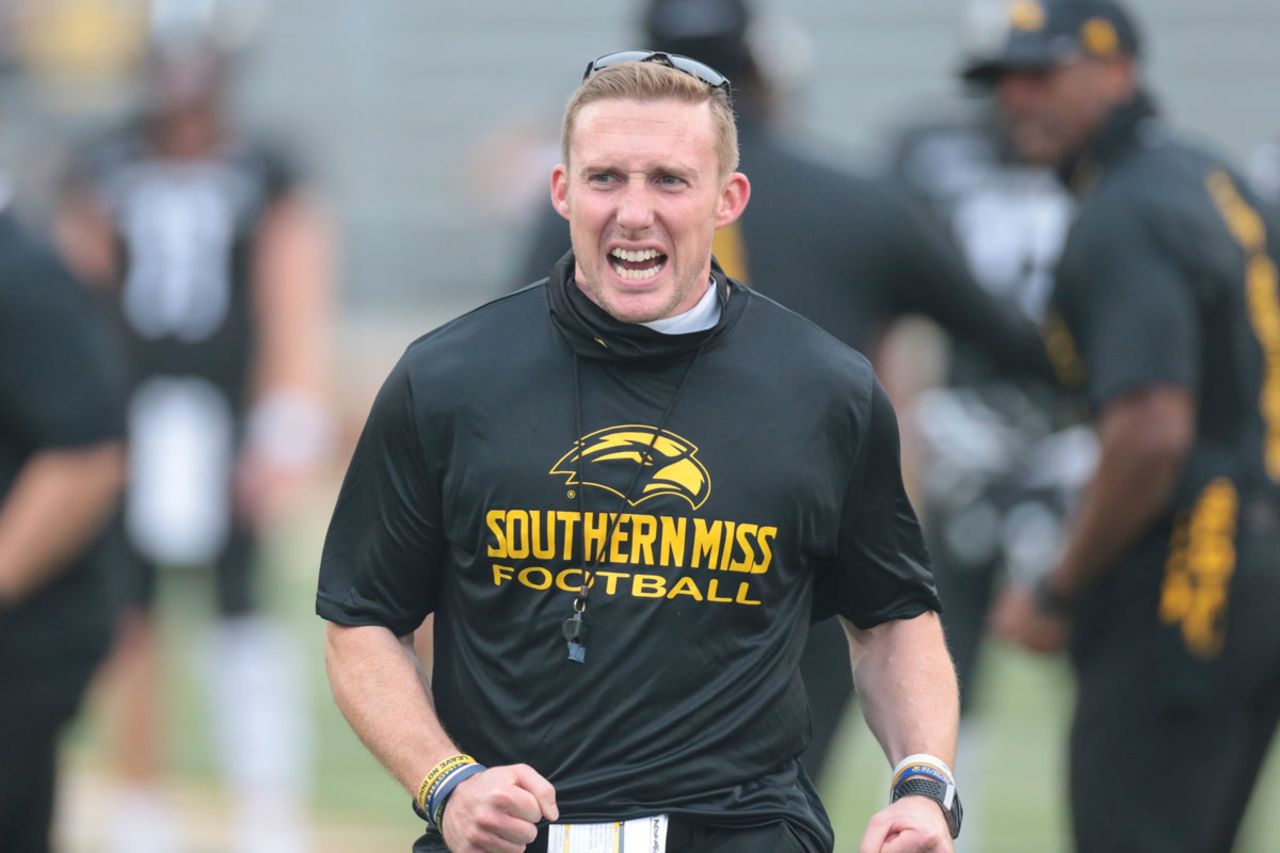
714, 172, 751, 228
551, 164, 571, 221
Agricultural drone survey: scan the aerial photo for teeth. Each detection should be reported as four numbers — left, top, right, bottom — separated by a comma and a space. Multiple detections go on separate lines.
610, 248, 661, 262
611, 260, 663, 280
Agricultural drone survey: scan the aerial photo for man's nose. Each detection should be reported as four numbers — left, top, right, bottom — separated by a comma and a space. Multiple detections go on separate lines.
616, 179, 655, 231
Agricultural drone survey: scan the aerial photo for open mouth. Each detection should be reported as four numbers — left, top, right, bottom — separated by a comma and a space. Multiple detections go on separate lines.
609, 247, 667, 281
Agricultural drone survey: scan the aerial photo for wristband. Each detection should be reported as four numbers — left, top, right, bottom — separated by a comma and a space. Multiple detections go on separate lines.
429, 762, 486, 829
890, 754, 962, 839
891, 754, 954, 789
247, 390, 334, 470
415, 754, 478, 819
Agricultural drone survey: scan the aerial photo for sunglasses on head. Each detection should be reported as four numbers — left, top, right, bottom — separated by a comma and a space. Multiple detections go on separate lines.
582, 50, 732, 96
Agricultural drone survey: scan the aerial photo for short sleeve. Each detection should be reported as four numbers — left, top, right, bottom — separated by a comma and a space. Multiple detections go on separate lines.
0, 238, 124, 450
1059, 212, 1199, 410
815, 380, 941, 628
316, 357, 444, 635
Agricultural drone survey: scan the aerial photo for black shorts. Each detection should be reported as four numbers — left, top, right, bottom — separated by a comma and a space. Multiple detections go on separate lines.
120, 379, 258, 616
123, 521, 260, 616
1068, 500, 1280, 853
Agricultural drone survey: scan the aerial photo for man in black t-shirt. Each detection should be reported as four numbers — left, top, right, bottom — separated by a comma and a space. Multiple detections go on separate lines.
0, 195, 125, 852
968, 2, 1280, 850
320, 55, 962, 853
516, 0, 1052, 788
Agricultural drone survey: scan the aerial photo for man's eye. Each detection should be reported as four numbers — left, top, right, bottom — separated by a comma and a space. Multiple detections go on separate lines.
589, 173, 616, 185
657, 175, 685, 187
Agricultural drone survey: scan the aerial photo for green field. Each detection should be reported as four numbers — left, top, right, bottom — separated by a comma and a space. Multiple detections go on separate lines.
61, 509, 1280, 853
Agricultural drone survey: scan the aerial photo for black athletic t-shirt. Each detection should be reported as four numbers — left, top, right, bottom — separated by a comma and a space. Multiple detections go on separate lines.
1050, 95, 1280, 675
1053, 95, 1277, 507
317, 257, 939, 849
0, 209, 125, 668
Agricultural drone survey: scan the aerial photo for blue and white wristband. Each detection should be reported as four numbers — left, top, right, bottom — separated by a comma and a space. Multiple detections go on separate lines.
890, 753, 963, 839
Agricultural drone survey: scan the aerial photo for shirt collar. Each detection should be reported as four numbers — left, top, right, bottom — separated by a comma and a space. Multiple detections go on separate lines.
545, 251, 745, 365
1058, 90, 1159, 195
641, 277, 721, 335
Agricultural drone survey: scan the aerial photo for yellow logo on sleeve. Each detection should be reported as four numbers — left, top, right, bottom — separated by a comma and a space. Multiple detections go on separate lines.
550, 425, 711, 510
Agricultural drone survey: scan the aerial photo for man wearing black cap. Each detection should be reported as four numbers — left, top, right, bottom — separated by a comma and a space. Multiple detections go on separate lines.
968, 2, 1280, 850
517, 0, 1054, 791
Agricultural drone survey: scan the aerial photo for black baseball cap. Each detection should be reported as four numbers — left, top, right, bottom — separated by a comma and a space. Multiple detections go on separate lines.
642, 0, 753, 77
961, 0, 1141, 85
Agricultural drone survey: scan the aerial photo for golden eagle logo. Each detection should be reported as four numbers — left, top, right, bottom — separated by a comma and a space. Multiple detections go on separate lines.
550, 425, 711, 510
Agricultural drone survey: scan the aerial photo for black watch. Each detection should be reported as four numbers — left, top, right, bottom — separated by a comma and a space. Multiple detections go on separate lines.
891, 772, 963, 839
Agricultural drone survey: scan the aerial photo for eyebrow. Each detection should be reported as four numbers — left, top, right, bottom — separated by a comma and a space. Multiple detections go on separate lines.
576, 163, 701, 182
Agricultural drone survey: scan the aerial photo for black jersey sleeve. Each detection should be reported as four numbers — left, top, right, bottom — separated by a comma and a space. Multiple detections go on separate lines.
0, 229, 124, 450
316, 357, 444, 636
818, 379, 941, 628
875, 183, 1055, 381
1058, 208, 1199, 410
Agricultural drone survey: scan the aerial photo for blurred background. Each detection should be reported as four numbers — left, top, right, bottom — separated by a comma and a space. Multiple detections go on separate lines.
0, 0, 1277, 851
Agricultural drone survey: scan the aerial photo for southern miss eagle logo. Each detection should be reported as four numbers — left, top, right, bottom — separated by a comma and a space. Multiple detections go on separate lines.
550, 425, 711, 510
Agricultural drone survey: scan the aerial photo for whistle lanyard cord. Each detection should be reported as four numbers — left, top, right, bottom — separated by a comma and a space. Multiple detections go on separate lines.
570, 345, 706, 617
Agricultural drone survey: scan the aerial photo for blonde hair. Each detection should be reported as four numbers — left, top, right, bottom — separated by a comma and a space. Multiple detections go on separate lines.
561, 60, 739, 178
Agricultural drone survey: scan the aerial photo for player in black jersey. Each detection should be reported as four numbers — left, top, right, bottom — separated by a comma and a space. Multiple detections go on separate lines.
321, 55, 962, 853
968, 2, 1280, 850
516, 0, 1052, 791
56, 39, 334, 853
0, 191, 126, 853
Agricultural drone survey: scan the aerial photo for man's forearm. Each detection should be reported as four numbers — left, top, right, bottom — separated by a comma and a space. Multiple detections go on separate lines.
844, 612, 959, 767
252, 192, 335, 399
1049, 442, 1180, 599
0, 442, 123, 604
1046, 387, 1193, 602
324, 622, 462, 795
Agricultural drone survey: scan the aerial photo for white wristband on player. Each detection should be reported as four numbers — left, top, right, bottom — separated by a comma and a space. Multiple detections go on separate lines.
247, 389, 334, 469
891, 753, 956, 806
